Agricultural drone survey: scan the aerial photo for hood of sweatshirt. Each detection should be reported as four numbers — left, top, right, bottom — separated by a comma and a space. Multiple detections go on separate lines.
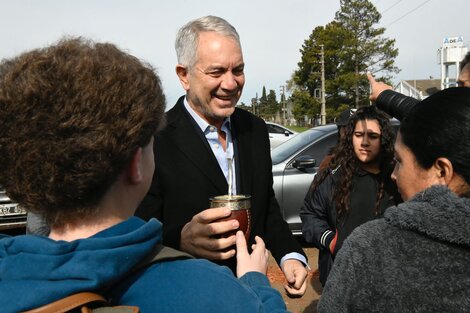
384, 185, 470, 247
0, 217, 161, 313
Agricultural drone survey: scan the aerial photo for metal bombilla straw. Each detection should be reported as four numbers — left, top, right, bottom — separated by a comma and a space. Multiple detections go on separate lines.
227, 156, 233, 199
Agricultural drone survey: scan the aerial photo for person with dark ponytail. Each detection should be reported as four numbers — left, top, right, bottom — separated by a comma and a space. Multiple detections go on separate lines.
318, 87, 470, 312
300, 105, 401, 286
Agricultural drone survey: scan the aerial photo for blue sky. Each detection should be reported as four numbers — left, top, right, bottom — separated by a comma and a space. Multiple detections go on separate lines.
1, 0, 469, 108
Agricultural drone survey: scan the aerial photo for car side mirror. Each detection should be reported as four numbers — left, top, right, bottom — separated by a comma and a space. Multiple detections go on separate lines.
284, 130, 290, 137
292, 155, 316, 170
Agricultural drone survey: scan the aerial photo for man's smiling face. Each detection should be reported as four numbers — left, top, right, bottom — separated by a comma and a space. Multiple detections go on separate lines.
179, 31, 245, 125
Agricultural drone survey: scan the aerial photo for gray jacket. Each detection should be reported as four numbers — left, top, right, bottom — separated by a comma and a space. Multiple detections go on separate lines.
318, 185, 470, 312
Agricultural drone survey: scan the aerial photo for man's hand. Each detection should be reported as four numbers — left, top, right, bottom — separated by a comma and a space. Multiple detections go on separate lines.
281, 259, 308, 297
367, 72, 392, 102
236, 231, 269, 278
180, 207, 240, 260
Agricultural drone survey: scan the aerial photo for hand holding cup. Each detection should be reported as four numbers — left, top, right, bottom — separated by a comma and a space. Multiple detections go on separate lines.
209, 195, 251, 240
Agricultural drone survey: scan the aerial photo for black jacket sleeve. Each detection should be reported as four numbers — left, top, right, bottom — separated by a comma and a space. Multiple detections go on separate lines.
300, 172, 336, 250
375, 90, 419, 121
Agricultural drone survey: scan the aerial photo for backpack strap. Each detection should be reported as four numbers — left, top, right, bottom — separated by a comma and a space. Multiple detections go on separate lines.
22, 292, 139, 313
23, 292, 105, 313
23, 244, 191, 313
22, 292, 138, 313
148, 244, 194, 262
132, 243, 194, 274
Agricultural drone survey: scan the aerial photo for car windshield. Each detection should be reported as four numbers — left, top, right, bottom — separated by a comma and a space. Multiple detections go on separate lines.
271, 127, 333, 165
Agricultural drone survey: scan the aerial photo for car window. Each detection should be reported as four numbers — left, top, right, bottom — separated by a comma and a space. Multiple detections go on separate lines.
267, 124, 287, 134
283, 120, 399, 167
271, 127, 334, 164
295, 132, 338, 165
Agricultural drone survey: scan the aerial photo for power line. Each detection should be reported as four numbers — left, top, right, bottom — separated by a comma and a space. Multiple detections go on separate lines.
384, 0, 433, 28
381, 0, 402, 14
373, 0, 383, 6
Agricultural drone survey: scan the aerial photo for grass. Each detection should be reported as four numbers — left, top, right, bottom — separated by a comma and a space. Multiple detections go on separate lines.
288, 125, 310, 133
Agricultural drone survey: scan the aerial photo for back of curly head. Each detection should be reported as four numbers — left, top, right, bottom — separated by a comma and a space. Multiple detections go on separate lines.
0, 37, 166, 227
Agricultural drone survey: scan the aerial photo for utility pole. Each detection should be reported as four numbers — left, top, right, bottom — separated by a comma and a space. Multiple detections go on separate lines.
251, 92, 258, 116
279, 85, 286, 124
320, 44, 326, 125
355, 62, 359, 109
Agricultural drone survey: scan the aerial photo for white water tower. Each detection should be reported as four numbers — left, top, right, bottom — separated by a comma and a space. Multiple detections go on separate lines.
438, 36, 467, 90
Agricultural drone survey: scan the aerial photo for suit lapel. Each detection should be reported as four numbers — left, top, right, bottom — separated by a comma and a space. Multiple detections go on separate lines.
231, 109, 253, 195
167, 98, 228, 195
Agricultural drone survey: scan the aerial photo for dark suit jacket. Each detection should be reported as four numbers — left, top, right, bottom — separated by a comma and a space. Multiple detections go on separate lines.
136, 96, 306, 271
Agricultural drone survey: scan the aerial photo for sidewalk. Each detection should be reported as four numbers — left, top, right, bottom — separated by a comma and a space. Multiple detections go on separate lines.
267, 247, 322, 313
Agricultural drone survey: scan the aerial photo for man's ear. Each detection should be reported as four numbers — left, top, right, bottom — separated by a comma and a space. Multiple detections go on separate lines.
176, 64, 190, 91
128, 147, 144, 184
434, 157, 454, 185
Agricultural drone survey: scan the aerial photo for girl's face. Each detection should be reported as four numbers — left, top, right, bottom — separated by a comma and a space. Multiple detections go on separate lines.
352, 119, 382, 173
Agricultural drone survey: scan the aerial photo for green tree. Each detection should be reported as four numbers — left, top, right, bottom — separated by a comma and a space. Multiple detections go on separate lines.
236, 101, 250, 112
292, 22, 351, 111
290, 88, 319, 126
258, 86, 268, 118
255, 86, 279, 120
291, 0, 399, 117
265, 89, 279, 119
335, 0, 399, 108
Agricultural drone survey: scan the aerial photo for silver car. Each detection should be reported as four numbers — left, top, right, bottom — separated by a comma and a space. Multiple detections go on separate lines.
0, 187, 26, 231
265, 122, 298, 149
272, 124, 338, 235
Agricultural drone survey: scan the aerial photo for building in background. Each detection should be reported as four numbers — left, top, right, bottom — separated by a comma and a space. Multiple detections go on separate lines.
394, 36, 467, 101
394, 79, 441, 100
439, 36, 468, 90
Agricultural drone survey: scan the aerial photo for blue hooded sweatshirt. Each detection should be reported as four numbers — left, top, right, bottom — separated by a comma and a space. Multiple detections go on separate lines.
0, 217, 288, 313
